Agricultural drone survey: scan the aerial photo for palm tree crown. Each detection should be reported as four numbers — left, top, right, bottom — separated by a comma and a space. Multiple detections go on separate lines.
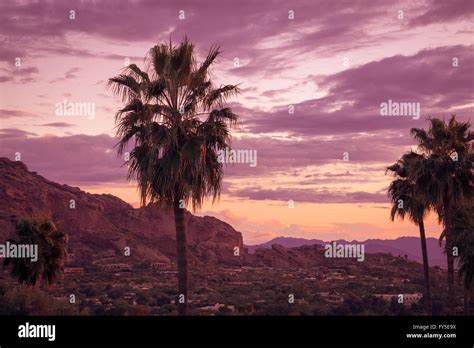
410, 116, 473, 215
387, 151, 427, 224
3, 219, 67, 287
109, 38, 239, 210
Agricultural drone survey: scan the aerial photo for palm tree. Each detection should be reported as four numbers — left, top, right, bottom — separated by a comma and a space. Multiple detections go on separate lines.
452, 203, 474, 314
410, 115, 473, 314
387, 151, 433, 314
3, 219, 68, 287
109, 38, 239, 315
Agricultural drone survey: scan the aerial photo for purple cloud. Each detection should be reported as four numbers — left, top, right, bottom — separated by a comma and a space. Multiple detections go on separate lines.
38, 122, 75, 128
243, 45, 473, 137
227, 186, 388, 204
0, 109, 37, 118
409, 0, 474, 27
0, 131, 127, 186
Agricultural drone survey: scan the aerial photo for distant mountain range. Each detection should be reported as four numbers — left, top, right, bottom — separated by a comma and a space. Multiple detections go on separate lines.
246, 236, 447, 268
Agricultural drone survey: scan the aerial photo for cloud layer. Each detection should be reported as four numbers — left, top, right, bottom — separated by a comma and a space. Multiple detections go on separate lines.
0, 0, 472, 241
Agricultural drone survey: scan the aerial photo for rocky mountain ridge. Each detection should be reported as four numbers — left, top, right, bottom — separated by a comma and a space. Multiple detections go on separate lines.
0, 158, 243, 267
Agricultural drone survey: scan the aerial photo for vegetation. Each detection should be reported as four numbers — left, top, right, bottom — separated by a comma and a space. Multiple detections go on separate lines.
387, 152, 433, 314
0, 245, 462, 316
452, 201, 474, 313
3, 219, 67, 287
109, 38, 239, 315
388, 115, 473, 314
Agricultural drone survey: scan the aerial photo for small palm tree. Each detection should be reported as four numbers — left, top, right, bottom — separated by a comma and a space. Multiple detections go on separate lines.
109, 38, 239, 315
387, 151, 433, 314
3, 219, 67, 287
410, 115, 473, 314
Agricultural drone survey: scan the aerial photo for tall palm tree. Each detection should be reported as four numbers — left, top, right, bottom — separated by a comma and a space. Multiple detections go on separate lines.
451, 203, 474, 314
387, 151, 433, 314
410, 115, 473, 314
3, 219, 67, 287
109, 38, 239, 315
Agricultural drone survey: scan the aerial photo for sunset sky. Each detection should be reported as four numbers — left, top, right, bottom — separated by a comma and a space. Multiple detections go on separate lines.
1, 0, 473, 244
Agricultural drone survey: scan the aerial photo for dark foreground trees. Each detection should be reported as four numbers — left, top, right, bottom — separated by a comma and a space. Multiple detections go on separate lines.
388, 115, 473, 314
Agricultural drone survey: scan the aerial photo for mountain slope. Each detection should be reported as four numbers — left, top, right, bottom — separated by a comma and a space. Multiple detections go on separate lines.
246, 237, 324, 253
0, 158, 243, 267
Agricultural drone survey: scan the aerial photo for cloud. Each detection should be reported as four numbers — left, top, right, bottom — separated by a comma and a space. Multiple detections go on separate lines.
14, 66, 39, 76
198, 208, 319, 244
38, 122, 75, 128
409, 0, 474, 27
227, 187, 389, 204
0, 128, 38, 138
0, 76, 12, 83
0, 0, 472, 232
221, 132, 411, 179
0, 130, 127, 186
0, 65, 39, 84
0, 126, 396, 203
243, 45, 474, 137
50, 67, 81, 83
0, 0, 412, 66
0, 109, 37, 119
65, 67, 80, 79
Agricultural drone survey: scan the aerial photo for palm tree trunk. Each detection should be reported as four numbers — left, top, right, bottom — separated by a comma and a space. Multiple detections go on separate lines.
173, 198, 188, 316
469, 289, 474, 315
418, 220, 432, 315
446, 236, 455, 315
444, 201, 455, 315
464, 289, 470, 315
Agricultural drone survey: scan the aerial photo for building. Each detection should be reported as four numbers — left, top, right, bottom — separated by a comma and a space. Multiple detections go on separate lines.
374, 293, 423, 306
325, 295, 344, 304
151, 262, 171, 270
199, 303, 235, 313
98, 263, 132, 272
100, 250, 117, 258
317, 292, 344, 303
64, 267, 84, 274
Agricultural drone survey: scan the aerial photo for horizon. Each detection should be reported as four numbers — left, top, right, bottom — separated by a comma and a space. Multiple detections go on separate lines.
245, 234, 441, 245
0, 155, 452, 248
1, 0, 473, 244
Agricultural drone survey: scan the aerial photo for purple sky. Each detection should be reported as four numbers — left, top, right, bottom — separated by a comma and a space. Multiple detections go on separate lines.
0, 0, 473, 243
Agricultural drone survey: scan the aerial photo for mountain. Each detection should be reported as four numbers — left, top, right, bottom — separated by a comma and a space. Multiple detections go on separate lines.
246, 237, 324, 253
0, 158, 243, 267
246, 236, 447, 268
0, 157, 447, 271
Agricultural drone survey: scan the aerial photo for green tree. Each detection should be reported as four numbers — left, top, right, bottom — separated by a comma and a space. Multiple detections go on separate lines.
3, 219, 67, 287
387, 151, 433, 314
109, 38, 239, 315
